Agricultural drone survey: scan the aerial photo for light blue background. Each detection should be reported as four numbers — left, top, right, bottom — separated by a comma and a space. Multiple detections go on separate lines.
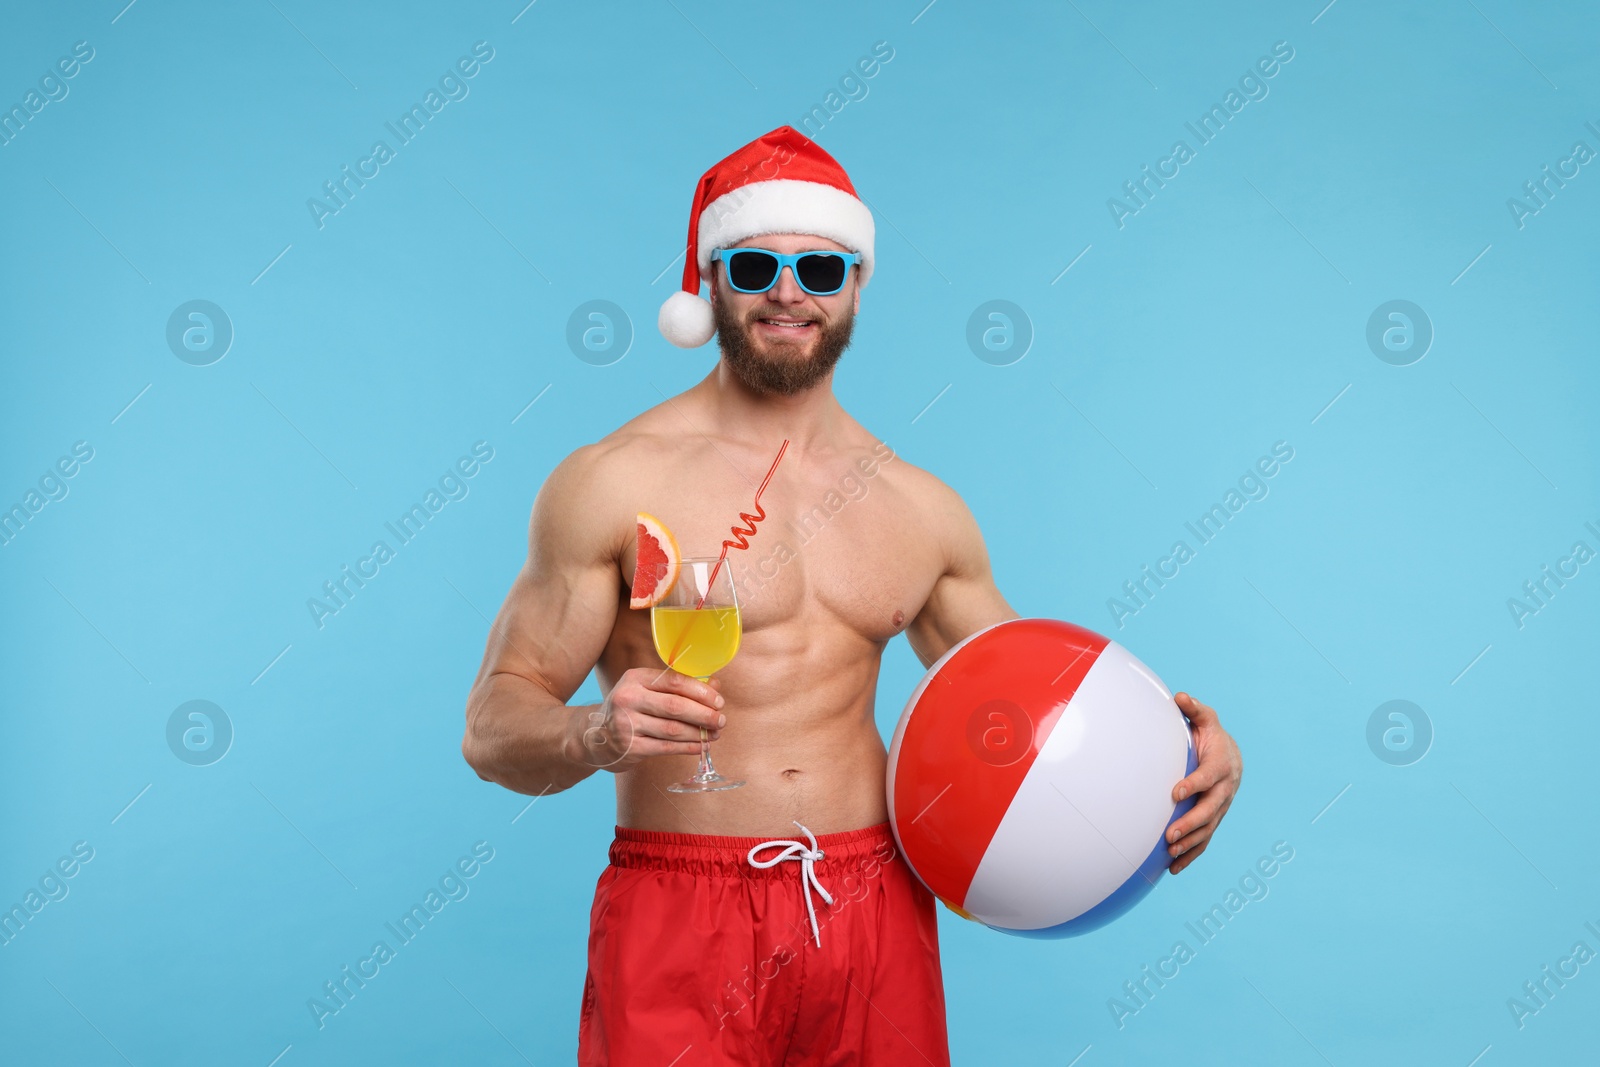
3, 1, 1597, 1064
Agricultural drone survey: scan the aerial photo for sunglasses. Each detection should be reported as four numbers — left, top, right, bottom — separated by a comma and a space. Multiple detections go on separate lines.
710, 248, 860, 296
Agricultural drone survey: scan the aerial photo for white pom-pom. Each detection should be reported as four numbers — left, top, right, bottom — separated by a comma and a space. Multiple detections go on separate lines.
658, 291, 716, 348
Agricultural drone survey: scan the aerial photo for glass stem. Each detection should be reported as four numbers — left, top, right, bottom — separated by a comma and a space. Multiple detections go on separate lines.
695, 676, 714, 780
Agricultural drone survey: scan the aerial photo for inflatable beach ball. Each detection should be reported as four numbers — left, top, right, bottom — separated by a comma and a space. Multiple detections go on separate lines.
887, 618, 1197, 938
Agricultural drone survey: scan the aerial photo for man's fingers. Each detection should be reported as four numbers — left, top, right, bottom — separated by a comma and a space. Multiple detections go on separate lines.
1162, 694, 1238, 876
630, 711, 721, 744
590, 668, 735, 769
1168, 823, 1214, 859
642, 667, 723, 709
1169, 828, 1211, 856
606, 736, 707, 761
1175, 692, 1217, 723
635, 689, 725, 731
1174, 758, 1226, 802
1169, 837, 1210, 874
1167, 790, 1227, 842
584, 711, 719, 751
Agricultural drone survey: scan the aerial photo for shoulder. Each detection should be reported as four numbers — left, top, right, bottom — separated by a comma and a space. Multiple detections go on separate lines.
855, 435, 986, 571
529, 389, 715, 562
530, 427, 676, 563
541, 397, 689, 503
866, 440, 970, 521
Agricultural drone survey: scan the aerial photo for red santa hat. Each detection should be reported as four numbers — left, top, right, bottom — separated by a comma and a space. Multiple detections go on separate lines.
658, 126, 875, 348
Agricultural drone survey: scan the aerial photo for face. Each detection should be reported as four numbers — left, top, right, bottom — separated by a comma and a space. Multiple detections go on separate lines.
710, 233, 861, 397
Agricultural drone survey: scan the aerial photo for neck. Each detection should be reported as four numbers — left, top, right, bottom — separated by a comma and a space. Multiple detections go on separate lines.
697, 360, 843, 453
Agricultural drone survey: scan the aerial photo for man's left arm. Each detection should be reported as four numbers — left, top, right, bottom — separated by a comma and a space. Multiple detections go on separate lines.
901, 480, 1021, 669
905, 480, 1243, 875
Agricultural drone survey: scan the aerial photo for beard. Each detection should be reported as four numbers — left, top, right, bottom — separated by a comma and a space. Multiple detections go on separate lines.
713, 293, 856, 397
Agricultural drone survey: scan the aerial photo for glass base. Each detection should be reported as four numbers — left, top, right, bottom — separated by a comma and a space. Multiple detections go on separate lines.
666, 772, 746, 793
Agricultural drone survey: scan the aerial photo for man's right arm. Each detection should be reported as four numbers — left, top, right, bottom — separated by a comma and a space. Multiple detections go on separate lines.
460, 444, 725, 796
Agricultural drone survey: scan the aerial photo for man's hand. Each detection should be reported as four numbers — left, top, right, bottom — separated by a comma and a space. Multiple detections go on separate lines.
1164, 692, 1242, 875
575, 667, 726, 772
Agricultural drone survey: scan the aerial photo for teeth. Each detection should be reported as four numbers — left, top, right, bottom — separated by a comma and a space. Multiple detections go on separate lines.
763, 320, 811, 328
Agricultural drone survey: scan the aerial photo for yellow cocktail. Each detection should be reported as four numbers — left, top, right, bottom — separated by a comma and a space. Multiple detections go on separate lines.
653, 556, 745, 793
652, 606, 741, 679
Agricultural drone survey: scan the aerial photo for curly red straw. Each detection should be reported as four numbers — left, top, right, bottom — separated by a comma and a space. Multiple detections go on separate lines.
694, 439, 790, 610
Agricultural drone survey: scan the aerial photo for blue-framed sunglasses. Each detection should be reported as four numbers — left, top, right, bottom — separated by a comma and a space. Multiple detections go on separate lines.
710, 248, 860, 296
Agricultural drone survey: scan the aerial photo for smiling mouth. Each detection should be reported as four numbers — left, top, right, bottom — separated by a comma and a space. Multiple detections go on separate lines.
755, 317, 817, 332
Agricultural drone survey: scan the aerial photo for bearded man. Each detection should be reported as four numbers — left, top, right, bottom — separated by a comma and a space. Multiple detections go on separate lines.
462, 126, 1242, 1066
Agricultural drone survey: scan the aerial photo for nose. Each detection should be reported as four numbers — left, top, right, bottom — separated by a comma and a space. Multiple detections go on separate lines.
769, 265, 807, 305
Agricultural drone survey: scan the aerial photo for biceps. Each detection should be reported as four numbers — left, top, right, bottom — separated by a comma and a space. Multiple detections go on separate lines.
476, 557, 619, 702
471, 442, 628, 701
906, 572, 1019, 668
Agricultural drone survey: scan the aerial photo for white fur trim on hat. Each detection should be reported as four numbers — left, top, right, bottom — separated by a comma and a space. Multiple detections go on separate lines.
697, 179, 875, 287
658, 289, 716, 349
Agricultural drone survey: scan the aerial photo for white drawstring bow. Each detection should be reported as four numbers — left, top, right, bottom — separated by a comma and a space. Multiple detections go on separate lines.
747, 821, 835, 948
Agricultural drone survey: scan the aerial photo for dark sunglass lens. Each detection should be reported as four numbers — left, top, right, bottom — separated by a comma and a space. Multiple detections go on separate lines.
727, 251, 780, 291
797, 254, 848, 293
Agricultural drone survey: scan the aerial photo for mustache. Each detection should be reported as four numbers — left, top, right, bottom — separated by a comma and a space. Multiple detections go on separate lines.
745, 306, 822, 324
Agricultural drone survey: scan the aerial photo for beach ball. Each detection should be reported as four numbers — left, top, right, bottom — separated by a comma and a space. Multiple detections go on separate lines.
886, 618, 1197, 938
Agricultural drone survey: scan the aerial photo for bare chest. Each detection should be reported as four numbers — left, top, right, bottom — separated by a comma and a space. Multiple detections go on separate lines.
618, 460, 938, 644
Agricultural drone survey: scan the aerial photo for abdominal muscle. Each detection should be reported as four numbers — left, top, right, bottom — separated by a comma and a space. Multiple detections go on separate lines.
602, 615, 894, 838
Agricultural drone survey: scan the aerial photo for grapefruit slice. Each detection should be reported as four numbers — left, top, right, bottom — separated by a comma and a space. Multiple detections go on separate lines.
630, 512, 681, 609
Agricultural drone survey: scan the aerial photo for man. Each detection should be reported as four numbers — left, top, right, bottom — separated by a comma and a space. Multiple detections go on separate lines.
461, 126, 1242, 1065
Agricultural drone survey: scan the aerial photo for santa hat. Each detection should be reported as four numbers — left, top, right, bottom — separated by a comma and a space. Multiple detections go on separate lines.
658, 126, 875, 348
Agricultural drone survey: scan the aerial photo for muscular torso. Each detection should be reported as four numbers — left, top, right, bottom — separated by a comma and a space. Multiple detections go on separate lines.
595, 405, 943, 837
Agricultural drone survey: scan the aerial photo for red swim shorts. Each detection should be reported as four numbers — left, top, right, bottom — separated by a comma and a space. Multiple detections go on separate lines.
577, 821, 950, 1066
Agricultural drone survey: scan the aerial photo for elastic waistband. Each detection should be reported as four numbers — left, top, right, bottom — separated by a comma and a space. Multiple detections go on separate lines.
609, 822, 896, 879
